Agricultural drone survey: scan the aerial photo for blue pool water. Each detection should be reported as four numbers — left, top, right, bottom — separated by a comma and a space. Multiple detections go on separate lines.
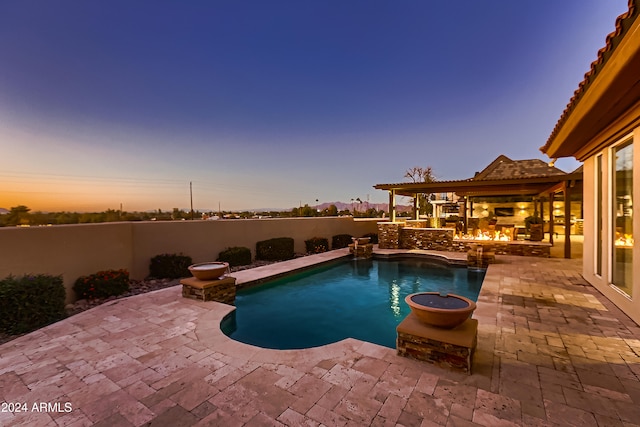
222, 258, 484, 349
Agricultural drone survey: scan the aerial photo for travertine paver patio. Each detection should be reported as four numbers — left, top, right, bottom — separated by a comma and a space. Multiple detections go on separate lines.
1, 249, 639, 426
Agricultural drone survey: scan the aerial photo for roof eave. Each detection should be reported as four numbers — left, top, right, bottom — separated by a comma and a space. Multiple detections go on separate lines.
542, 2, 640, 159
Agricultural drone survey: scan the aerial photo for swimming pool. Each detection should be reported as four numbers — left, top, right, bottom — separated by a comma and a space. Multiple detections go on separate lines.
221, 258, 484, 349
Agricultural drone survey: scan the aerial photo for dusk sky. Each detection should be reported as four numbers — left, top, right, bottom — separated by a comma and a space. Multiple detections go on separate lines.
0, 1, 629, 212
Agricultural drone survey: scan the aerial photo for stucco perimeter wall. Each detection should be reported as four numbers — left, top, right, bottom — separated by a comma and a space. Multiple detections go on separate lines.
130, 217, 377, 279
0, 217, 377, 303
0, 223, 134, 304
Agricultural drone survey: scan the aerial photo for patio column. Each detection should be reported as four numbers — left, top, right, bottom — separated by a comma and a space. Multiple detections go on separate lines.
414, 194, 420, 220
539, 198, 545, 238
564, 182, 572, 259
462, 196, 468, 234
389, 189, 396, 222
548, 192, 554, 245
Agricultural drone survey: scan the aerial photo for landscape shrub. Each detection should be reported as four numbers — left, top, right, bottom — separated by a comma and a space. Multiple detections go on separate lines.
256, 237, 294, 261
331, 234, 353, 249
73, 269, 130, 300
0, 274, 66, 334
217, 246, 252, 267
149, 253, 192, 279
362, 232, 379, 244
305, 237, 329, 254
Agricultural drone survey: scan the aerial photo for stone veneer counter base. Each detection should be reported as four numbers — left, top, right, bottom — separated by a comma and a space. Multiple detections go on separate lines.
396, 313, 478, 374
378, 221, 552, 257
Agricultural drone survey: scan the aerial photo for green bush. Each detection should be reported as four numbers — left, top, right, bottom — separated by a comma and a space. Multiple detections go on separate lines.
0, 274, 66, 334
149, 253, 192, 279
256, 237, 295, 261
217, 246, 252, 267
332, 234, 353, 249
362, 233, 379, 244
73, 269, 130, 300
305, 237, 329, 254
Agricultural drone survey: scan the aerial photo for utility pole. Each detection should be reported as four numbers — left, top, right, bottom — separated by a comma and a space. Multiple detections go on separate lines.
190, 181, 194, 220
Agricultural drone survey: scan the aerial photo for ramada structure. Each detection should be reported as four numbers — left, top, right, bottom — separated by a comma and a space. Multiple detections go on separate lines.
374, 155, 583, 259
541, 0, 639, 324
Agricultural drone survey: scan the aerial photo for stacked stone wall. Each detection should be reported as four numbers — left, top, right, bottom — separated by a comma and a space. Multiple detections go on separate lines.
451, 241, 551, 257
380, 222, 551, 257
378, 222, 403, 249
399, 228, 454, 251
404, 220, 428, 228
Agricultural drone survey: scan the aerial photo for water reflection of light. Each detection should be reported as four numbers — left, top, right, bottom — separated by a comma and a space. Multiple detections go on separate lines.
390, 280, 401, 316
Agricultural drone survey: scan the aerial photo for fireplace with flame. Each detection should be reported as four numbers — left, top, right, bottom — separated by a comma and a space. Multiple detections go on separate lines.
453, 227, 516, 242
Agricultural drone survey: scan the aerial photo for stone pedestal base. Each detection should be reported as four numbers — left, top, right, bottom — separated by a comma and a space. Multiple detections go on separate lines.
467, 246, 495, 268
397, 313, 477, 374
348, 243, 373, 258
180, 276, 236, 305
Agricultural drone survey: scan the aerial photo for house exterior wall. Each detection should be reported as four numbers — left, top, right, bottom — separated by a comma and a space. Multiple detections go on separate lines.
0, 217, 378, 304
541, 3, 640, 325
581, 128, 639, 325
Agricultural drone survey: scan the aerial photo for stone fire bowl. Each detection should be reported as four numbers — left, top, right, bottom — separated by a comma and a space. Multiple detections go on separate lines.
188, 262, 229, 281
405, 292, 476, 329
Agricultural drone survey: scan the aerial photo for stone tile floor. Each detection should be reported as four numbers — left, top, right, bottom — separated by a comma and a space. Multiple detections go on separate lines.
1, 249, 639, 426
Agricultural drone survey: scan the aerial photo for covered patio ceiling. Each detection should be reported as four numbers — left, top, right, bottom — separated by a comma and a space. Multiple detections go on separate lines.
373, 172, 583, 198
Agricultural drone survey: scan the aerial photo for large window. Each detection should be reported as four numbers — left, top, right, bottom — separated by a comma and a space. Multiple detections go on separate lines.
612, 139, 633, 296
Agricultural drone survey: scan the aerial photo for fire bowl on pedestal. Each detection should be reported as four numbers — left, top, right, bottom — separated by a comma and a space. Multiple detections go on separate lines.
188, 262, 229, 280
405, 292, 476, 329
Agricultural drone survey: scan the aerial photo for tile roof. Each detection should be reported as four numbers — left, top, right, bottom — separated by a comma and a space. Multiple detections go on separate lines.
541, 0, 639, 153
373, 156, 579, 197
472, 155, 567, 181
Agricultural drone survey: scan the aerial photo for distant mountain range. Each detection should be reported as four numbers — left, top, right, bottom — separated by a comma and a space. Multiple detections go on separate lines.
313, 201, 411, 213
0, 208, 9, 214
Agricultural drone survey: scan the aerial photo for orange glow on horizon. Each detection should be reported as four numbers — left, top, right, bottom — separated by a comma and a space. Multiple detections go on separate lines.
1, 179, 187, 212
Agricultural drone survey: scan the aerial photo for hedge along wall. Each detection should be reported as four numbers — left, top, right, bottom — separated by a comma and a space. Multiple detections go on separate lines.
0, 223, 133, 304
0, 217, 378, 304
